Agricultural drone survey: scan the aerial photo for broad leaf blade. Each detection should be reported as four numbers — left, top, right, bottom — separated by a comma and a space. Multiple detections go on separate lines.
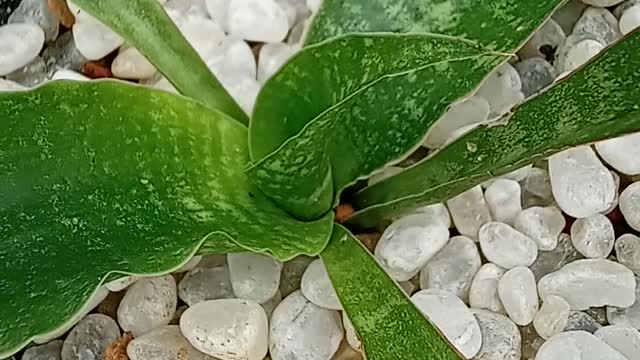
349, 29, 640, 228
249, 34, 506, 219
321, 225, 462, 360
0, 81, 332, 358
72, 0, 248, 123
306, 0, 564, 46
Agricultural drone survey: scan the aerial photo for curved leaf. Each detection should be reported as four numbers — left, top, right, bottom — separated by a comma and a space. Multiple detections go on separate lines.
306, 0, 564, 46
349, 29, 640, 228
0, 81, 332, 358
321, 225, 462, 360
72, 0, 248, 123
248, 33, 506, 219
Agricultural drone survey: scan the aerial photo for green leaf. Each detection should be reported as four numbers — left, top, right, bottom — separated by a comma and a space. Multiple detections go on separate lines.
72, 0, 248, 124
248, 33, 507, 220
349, 30, 640, 229
321, 225, 462, 360
0, 81, 332, 358
306, 0, 564, 46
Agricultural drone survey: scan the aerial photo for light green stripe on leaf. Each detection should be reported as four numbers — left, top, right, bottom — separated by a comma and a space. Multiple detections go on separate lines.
0, 81, 332, 358
322, 225, 463, 360
350, 29, 640, 228
72, 0, 248, 124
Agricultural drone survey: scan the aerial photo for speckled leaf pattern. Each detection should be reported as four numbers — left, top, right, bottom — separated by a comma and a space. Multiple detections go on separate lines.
306, 0, 564, 47
349, 30, 640, 229
0, 81, 332, 358
249, 34, 506, 220
321, 225, 463, 360
72, 0, 248, 124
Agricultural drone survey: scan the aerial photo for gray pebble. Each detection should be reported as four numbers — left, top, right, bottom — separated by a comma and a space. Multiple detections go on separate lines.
8, 0, 59, 41
564, 311, 602, 333
514, 58, 558, 97
61, 314, 120, 360
573, 7, 621, 44
22, 340, 62, 360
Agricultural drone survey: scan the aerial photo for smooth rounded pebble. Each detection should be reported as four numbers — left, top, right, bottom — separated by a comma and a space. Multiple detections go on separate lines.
117, 275, 177, 336
446, 185, 492, 239
72, 17, 124, 60
409, 202, 452, 229
484, 179, 522, 225
595, 325, 640, 359
300, 259, 341, 310
61, 314, 120, 360
519, 18, 566, 60
228, 252, 282, 303
257, 42, 299, 83
620, 181, 640, 231
533, 295, 571, 340
411, 289, 482, 358
570, 214, 615, 259
23, 340, 63, 360
469, 263, 506, 314
112, 46, 157, 80
269, 291, 343, 360
548, 146, 616, 218
620, 5, 640, 34
342, 315, 361, 351
423, 96, 490, 149
514, 206, 565, 251
180, 299, 268, 360
476, 62, 524, 115
534, 331, 627, 360
227, 0, 289, 42
479, 222, 538, 269
471, 309, 521, 360
498, 267, 539, 326
104, 275, 137, 292
595, 132, 640, 175
0, 23, 44, 75
375, 213, 449, 281
419, 235, 481, 302
538, 259, 636, 310
127, 325, 213, 360
178, 265, 234, 306
615, 233, 640, 276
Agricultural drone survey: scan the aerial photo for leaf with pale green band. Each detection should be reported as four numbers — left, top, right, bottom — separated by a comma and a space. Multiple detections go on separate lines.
306, 0, 565, 45
321, 225, 463, 360
248, 33, 506, 220
349, 30, 640, 229
0, 81, 332, 358
72, 0, 248, 124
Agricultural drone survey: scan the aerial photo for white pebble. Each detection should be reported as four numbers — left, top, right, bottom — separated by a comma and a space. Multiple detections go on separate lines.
538, 259, 636, 310
471, 309, 521, 360
342, 315, 361, 351
300, 259, 341, 310
374, 213, 449, 281
595, 325, 640, 359
595, 132, 640, 175
423, 96, 491, 149
205, 0, 230, 31
620, 181, 640, 231
0, 78, 28, 91
548, 146, 616, 218
227, 0, 289, 43
228, 252, 282, 303
570, 214, 615, 258
178, 265, 234, 306
535, 331, 627, 360
72, 12, 124, 60
522, 167, 554, 202
476, 62, 524, 115
446, 185, 492, 240
0, 23, 44, 75
565, 39, 605, 72
221, 75, 262, 115
258, 42, 299, 83
620, 5, 640, 34
419, 235, 481, 302
269, 291, 343, 360
411, 289, 482, 358
484, 179, 522, 225
498, 267, 539, 326
52, 69, 89, 81
127, 325, 212, 360
111, 46, 157, 79
117, 275, 177, 336
479, 222, 538, 269
607, 277, 640, 329
408, 202, 452, 228
180, 299, 268, 360
179, 14, 226, 58
533, 295, 571, 340
207, 38, 257, 80
306, 0, 322, 12
105, 275, 138, 292
469, 263, 506, 314
615, 233, 640, 276
514, 206, 565, 251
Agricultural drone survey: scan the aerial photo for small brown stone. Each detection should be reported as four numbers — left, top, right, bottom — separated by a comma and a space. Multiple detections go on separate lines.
105, 332, 133, 360
48, 0, 75, 28
335, 203, 355, 223
355, 233, 381, 253
82, 61, 113, 79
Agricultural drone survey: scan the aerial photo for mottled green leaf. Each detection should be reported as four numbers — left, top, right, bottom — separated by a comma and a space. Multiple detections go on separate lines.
248, 34, 506, 220
72, 0, 248, 124
306, 0, 564, 46
349, 30, 640, 229
0, 81, 332, 358
321, 225, 462, 360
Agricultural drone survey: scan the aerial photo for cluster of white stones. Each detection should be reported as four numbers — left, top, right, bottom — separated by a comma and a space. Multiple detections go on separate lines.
4, 0, 640, 360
